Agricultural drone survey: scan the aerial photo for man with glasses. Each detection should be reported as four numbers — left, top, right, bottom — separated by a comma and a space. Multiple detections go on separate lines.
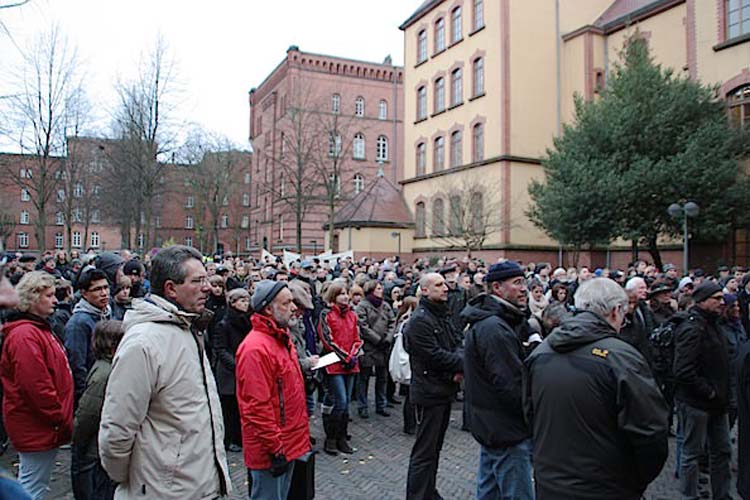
674, 281, 732, 500
99, 245, 232, 499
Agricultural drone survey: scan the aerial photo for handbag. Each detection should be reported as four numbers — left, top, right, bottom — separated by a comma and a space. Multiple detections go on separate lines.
287, 451, 315, 499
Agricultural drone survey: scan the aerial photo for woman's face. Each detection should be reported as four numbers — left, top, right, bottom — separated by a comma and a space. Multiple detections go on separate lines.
29, 286, 57, 318
234, 297, 250, 313
115, 285, 131, 303
556, 288, 567, 301
350, 292, 362, 305
335, 289, 349, 307
373, 284, 384, 298
211, 284, 224, 297
531, 286, 543, 301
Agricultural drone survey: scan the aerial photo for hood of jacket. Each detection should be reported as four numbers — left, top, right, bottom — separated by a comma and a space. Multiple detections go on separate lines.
461, 293, 526, 327
73, 298, 111, 321
2, 311, 51, 338
123, 294, 197, 332
546, 310, 618, 353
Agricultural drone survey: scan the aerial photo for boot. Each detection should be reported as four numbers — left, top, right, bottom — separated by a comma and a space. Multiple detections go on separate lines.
336, 413, 354, 454
322, 413, 338, 456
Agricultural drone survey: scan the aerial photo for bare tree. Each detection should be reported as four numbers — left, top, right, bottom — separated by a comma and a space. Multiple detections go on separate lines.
0, 26, 84, 251
0, 198, 15, 251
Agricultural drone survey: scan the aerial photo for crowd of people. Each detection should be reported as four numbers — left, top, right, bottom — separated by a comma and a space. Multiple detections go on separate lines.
0, 246, 748, 499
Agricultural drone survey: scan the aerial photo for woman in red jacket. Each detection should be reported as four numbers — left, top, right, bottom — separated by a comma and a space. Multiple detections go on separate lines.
318, 281, 362, 456
1, 271, 74, 499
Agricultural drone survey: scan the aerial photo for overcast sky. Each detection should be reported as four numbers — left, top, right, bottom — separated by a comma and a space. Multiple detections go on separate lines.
0, 0, 421, 152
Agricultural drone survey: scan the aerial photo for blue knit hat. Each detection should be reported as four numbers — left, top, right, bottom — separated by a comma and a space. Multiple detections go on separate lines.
484, 261, 525, 283
251, 280, 288, 312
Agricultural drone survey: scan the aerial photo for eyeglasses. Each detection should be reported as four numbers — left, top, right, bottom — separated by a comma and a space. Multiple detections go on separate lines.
709, 294, 725, 301
188, 276, 210, 286
87, 284, 109, 294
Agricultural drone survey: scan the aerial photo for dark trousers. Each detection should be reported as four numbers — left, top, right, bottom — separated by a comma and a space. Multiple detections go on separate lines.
71, 449, 115, 500
400, 384, 416, 433
358, 365, 387, 412
221, 395, 241, 448
406, 403, 452, 500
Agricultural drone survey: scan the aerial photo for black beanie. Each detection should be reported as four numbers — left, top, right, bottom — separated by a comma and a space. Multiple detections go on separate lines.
692, 281, 722, 303
484, 261, 525, 283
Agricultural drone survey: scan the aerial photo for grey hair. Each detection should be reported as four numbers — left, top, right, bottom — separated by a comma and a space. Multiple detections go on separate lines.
419, 272, 442, 291
16, 271, 57, 313
624, 277, 646, 293
574, 278, 628, 318
150, 245, 203, 296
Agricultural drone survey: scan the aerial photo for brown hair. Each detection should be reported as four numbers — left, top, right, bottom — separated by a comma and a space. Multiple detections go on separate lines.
93, 320, 125, 360
396, 296, 418, 322
324, 281, 348, 304
362, 279, 381, 295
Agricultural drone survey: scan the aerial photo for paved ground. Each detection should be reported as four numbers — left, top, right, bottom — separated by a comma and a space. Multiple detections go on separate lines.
0, 397, 740, 499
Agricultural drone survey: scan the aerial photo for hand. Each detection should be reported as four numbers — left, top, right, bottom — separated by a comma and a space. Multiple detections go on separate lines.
452, 373, 464, 383
270, 454, 289, 477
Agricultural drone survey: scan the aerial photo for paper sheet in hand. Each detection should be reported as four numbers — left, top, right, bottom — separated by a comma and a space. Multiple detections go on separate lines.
311, 352, 340, 370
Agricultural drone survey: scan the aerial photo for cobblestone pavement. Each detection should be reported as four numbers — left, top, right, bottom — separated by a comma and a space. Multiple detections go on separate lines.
0, 399, 739, 499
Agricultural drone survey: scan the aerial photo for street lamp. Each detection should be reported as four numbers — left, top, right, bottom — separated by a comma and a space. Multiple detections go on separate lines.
390, 231, 401, 255
668, 201, 699, 274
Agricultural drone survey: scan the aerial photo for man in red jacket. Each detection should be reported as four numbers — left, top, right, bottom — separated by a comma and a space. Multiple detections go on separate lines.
236, 280, 311, 500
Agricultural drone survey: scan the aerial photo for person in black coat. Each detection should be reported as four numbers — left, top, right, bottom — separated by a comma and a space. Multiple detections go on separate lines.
737, 340, 750, 499
404, 273, 463, 500
461, 261, 533, 499
620, 277, 655, 367
214, 288, 251, 452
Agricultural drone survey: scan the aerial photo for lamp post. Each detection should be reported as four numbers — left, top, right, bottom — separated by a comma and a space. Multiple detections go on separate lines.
390, 231, 401, 255
668, 201, 699, 274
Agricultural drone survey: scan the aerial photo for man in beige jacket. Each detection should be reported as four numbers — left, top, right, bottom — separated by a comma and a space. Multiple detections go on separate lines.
99, 246, 232, 499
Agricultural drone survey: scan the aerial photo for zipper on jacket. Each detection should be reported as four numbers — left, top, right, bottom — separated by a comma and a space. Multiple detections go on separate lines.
277, 377, 286, 426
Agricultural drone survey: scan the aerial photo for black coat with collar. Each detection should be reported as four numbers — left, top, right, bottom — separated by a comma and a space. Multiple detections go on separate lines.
214, 307, 251, 396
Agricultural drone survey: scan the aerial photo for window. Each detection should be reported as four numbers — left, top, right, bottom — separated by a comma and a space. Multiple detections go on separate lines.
451, 6, 463, 43
449, 195, 462, 235
434, 136, 445, 171
185, 236, 193, 247
451, 68, 463, 106
155, 216, 161, 228
241, 215, 249, 229
418, 30, 427, 63
451, 130, 463, 167
355, 97, 365, 117
376, 136, 389, 161
222, 195, 228, 206
20, 168, 32, 179
415, 202, 426, 237
332, 94, 341, 114
54, 232, 63, 249
328, 133, 342, 157
379, 100, 388, 120
353, 174, 365, 194
279, 215, 284, 241
245, 237, 251, 251
727, 0, 750, 38
433, 198, 446, 236
435, 18, 446, 52
19, 210, 29, 225
473, 123, 484, 162
242, 192, 250, 206
72, 231, 81, 248
91, 210, 101, 223
416, 143, 427, 175
17, 232, 28, 248
21, 189, 30, 202
55, 212, 64, 225
244, 172, 251, 184
74, 183, 84, 198
474, 0, 484, 31
186, 196, 194, 208
92, 185, 101, 196
435, 77, 445, 113
221, 214, 229, 228
90, 232, 100, 248
417, 86, 427, 120
328, 174, 341, 197
280, 177, 285, 197
185, 216, 194, 229
353, 133, 365, 159
470, 192, 484, 233
729, 84, 750, 128
473, 57, 484, 96
72, 208, 82, 223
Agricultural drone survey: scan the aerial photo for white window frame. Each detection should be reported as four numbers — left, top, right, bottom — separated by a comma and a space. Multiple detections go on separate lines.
21, 188, 30, 202
90, 231, 100, 248
451, 68, 463, 106
435, 78, 445, 113
242, 192, 250, 207
353, 133, 365, 160
353, 174, 365, 194
54, 232, 64, 249
417, 86, 427, 120
418, 30, 427, 63
17, 232, 29, 248
452, 6, 463, 43
221, 214, 229, 228
55, 212, 64, 225
72, 231, 82, 248
473, 57, 485, 96
378, 100, 387, 120
185, 215, 194, 229
241, 215, 249, 229
435, 18, 445, 52
474, 0, 484, 31
185, 236, 193, 247
332, 94, 341, 114
19, 210, 29, 225
376, 136, 389, 162
355, 97, 365, 117
186, 196, 195, 208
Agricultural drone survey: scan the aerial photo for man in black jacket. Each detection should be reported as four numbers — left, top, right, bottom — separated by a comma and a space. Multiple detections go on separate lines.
674, 281, 732, 500
462, 261, 533, 499
404, 272, 463, 500
525, 278, 668, 500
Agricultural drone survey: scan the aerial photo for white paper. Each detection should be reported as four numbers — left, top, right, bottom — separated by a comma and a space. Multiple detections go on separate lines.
311, 352, 340, 371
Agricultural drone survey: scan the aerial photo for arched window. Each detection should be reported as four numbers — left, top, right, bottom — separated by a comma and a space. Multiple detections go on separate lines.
435, 77, 445, 113
451, 6, 463, 43
433, 198, 445, 236
353, 174, 365, 194
328, 133, 342, 157
473, 0, 484, 31
451, 68, 463, 106
473, 123, 484, 162
415, 202, 426, 237
449, 195, 462, 235
332, 94, 341, 114
451, 130, 462, 167
435, 18, 445, 53
353, 133, 365, 159
355, 96, 365, 117
379, 100, 388, 120
434, 136, 445, 171
416, 142, 427, 176
376, 135, 389, 161
417, 86, 427, 120
470, 191, 484, 233
417, 30, 427, 63
729, 84, 750, 128
473, 57, 484, 96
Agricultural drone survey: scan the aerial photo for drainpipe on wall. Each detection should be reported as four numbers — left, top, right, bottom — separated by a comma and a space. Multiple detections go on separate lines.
556, 0, 564, 267
392, 65, 399, 185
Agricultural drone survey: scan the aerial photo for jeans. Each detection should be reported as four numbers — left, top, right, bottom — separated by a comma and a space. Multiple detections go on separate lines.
17, 448, 57, 500
678, 402, 732, 500
406, 403, 452, 500
71, 454, 115, 500
248, 462, 296, 500
476, 439, 534, 500
327, 374, 355, 413
358, 365, 387, 412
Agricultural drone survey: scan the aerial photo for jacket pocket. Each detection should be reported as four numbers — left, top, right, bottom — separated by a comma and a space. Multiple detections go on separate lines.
162, 431, 184, 488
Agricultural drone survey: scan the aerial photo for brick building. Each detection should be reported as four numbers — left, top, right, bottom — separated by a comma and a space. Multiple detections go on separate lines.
248, 46, 404, 254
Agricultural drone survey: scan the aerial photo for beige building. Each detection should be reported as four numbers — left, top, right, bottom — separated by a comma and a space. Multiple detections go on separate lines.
398, 0, 750, 267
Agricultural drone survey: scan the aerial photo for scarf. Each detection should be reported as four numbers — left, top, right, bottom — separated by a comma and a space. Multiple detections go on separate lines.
528, 293, 549, 318
366, 293, 383, 308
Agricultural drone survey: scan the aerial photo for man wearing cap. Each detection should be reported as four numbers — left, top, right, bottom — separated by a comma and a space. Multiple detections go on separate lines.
662, 263, 679, 290
673, 281, 732, 500
460, 260, 534, 499
236, 280, 310, 500
123, 259, 146, 298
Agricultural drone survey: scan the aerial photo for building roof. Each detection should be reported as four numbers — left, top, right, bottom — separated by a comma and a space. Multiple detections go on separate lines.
594, 0, 682, 30
400, 0, 442, 31
328, 172, 414, 229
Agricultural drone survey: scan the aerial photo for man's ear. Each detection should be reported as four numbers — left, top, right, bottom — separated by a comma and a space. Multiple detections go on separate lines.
163, 280, 178, 299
